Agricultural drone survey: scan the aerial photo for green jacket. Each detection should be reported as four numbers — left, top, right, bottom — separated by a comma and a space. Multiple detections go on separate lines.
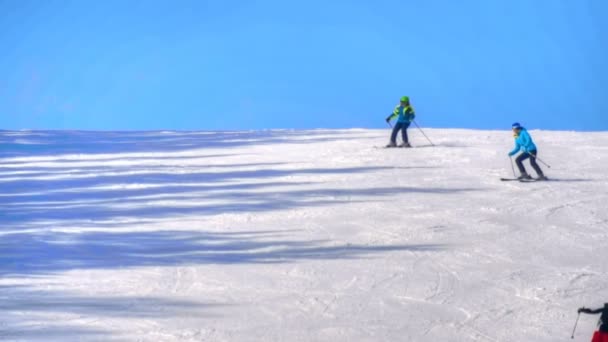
388, 105, 415, 124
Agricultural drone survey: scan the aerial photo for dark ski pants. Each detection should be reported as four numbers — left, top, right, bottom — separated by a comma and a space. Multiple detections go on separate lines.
390, 122, 410, 144
515, 150, 544, 176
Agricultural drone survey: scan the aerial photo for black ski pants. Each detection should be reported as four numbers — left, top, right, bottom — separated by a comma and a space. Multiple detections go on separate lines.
515, 150, 544, 176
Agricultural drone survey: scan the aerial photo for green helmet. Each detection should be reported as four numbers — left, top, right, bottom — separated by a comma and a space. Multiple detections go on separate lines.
400, 96, 409, 102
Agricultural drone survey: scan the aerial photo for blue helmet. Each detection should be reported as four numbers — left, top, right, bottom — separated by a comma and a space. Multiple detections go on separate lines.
511, 122, 522, 130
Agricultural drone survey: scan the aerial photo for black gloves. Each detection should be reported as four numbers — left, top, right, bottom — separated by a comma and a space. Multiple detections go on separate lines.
385, 116, 391, 123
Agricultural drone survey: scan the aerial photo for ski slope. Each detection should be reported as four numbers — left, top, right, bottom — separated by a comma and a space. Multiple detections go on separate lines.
1, 128, 607, 342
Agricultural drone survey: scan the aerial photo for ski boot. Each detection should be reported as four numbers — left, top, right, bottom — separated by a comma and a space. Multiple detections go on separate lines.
398, 142, 412, 148
385, 142, 397, 148
517, 173, 533, 180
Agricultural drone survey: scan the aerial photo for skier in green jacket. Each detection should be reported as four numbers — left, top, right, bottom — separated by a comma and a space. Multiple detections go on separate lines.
385, 96, 416, 148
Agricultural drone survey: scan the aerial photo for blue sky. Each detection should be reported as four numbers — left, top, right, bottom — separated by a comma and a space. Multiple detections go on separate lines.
1, 0, 607, 131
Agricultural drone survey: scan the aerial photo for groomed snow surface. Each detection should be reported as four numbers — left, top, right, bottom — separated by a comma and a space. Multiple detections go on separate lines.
1, 128, 607, 342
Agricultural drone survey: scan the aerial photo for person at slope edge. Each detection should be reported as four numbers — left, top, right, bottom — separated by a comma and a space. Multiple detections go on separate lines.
508, 122, 547, 180
578, 303, 608, 342
385, 96, 415, 148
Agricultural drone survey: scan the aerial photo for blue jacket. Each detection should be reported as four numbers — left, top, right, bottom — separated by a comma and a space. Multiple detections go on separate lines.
509, 128, 537, 156
388, 105, 415, 124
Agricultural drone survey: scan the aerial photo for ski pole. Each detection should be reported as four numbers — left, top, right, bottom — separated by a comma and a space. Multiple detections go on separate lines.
571, 312, 580, 339
412, 120, 434, 146
528, 152, 552, 168
509, 156, 516, 178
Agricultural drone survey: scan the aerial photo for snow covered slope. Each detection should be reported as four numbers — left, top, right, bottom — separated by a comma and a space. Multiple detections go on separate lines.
1, 128, 607, 342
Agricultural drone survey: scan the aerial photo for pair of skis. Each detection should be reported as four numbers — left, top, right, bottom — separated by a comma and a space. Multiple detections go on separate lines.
500, 177, 548, 182
374, 145, 415, 149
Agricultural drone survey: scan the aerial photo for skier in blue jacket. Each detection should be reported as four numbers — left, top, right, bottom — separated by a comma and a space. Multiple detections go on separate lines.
385, 96, 416, 148
508, 122, 547, 180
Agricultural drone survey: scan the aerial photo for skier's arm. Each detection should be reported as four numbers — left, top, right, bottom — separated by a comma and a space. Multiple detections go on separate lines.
578, 307, 603, 314
407, 107, 416, 122
386, 106, 400, 122
508, 142, 521, 156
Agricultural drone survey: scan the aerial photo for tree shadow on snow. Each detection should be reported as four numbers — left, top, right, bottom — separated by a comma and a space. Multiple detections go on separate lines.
1, 183, 476, 226
0, 229, 446, 277
0, 130, 474, 229
0, 283, 222, 341
0, 228, 447, 339
0, 130, 467, 340
0, 325, 107, 342
0, 129, 373, 158
0, 161, 475, 226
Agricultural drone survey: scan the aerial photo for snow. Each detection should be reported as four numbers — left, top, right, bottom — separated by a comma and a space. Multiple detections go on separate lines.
1, 128, 607, 342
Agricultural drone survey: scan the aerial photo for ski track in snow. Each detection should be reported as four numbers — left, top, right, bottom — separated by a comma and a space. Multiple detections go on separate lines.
1, 128, 607, 341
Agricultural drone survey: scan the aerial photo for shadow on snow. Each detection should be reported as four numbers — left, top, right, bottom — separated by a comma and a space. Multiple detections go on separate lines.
0, 230, 446, 339
0, 283, 221, 341
0, 129, 375, 158
0, 229, 446, 277
0, 130, 458, 340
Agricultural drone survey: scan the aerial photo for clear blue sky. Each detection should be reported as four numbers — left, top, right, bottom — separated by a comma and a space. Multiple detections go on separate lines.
1, 0, 607, 131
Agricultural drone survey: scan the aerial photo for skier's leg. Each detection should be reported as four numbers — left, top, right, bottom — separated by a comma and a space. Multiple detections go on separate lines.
389, 122, 402, 146
594, 331, 608, 342
401, 123, 410, 146
528, 151, 544, 177
591, 330, 602, 342
515, 153, 530, 177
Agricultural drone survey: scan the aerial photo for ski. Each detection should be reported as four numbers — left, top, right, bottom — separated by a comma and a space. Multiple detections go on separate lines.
500, 177, 549, 182
519, 178, 549, 182
374, 145, 414, 149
